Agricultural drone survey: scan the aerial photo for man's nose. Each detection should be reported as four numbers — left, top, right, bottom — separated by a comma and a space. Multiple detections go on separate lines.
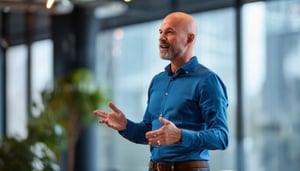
159, 34, 167, 41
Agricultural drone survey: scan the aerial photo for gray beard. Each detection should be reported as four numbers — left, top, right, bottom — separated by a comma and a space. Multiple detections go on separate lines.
160, 51, 180, 61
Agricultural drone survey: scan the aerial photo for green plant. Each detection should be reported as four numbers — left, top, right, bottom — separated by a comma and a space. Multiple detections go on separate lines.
0, 137, 58, 171
39, 69, 107, 171
0, 107, 63, 171
0, 69, 107, 171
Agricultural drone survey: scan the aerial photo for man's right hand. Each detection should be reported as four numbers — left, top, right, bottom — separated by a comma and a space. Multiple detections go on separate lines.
93, 101, 127, 131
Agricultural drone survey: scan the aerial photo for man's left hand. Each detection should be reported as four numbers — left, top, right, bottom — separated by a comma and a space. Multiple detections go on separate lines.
145, 117, 182, 146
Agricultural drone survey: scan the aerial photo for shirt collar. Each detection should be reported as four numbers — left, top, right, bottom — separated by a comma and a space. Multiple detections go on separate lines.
164, 56, 198, 77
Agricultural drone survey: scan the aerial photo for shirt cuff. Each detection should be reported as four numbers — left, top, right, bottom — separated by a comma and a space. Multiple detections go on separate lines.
181, 129, 200, 148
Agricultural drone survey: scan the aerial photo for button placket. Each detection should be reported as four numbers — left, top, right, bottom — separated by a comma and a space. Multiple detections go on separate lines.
160, 77, 172, 118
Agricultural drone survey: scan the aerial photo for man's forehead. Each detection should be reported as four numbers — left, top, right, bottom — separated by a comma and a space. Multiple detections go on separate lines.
159, 25, 176, 31
160, 18, 181, 29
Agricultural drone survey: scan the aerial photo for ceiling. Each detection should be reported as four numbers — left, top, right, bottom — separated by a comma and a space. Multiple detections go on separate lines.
82, 0, 237, 29
0, 0, 262, 46
0, 0, 238, 30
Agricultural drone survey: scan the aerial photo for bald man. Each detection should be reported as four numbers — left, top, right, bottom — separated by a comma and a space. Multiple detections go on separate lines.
94, 12, 229, 171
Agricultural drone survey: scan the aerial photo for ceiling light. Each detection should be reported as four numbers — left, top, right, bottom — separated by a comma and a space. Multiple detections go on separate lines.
46, 0, 55, 9
47, 0, 73, 14
0, 0, 73, 14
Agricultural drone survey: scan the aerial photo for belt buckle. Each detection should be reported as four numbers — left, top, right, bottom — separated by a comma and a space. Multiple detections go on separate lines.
171, 163, 174, 171
156, 163, 160, 171
155, 162, 174, 171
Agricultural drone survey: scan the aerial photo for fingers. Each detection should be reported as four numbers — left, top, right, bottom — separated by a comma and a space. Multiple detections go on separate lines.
108, 101, 122, 113
146, 117, 180, 146
145, 117, 170, 139
93, 109, 108, 118
145, 131, 162, 146
93, 110, 108, 125
145, 130, 159, 139
93, 101, 128, 131
93, 101, 121, 118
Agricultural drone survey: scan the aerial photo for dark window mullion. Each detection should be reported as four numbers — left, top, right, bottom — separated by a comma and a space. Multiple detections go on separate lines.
235, 0, 245, 171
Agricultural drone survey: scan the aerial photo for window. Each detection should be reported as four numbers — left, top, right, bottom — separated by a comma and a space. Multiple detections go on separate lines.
6, 45, 28, 138
194, 8, 237, 171
6, 39, 53, 138
31, 39, 53, 116
243, 1, 300, 171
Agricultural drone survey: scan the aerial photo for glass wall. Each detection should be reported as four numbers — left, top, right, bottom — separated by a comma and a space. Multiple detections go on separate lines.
5, 40, 53, 138
194, 9, 237, 171
6, 45, 28, 138
243, 1, 300, 171
31, 39, 53, 116
95, 20, 166, 171
96, 8, 236, 171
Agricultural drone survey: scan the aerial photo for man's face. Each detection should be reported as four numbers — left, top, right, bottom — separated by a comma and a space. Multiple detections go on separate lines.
158, 17, 187, 61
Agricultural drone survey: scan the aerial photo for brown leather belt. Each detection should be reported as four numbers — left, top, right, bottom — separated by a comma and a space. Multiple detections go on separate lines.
149, 160, 209, 171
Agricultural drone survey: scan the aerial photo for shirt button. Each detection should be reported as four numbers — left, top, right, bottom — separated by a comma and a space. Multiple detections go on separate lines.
165, 92, 168, 96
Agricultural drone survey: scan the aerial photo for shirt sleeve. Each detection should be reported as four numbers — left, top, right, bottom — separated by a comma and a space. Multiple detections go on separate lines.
181, 74, 229, 150
119, 79, 155, 145
118, 119, 152, 144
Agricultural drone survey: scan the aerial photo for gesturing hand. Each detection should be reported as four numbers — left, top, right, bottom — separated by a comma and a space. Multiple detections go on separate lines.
145, 116, 182, 146
93, 101, 127, 131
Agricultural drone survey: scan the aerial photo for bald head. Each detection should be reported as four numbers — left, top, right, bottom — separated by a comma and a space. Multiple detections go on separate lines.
158, 12, 198, 64
163, 12, 198, 38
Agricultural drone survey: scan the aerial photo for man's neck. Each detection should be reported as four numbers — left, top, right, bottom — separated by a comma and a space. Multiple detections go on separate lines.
170, 56, 193, 73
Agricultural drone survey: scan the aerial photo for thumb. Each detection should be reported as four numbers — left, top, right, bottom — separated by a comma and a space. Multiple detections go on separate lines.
159, 116, 171, 125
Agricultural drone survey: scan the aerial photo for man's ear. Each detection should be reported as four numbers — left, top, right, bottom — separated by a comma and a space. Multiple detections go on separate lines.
187, 33, 195, 44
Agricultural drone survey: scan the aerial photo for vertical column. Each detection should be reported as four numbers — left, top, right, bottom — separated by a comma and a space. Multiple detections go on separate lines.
25, 11, 32, 118
52, 12, 76, 77
72, 5, 98, 74
235, 0, 245, 171
0, 10, 7, 138
51, 4, 99, 171
72, 6, 99, 171
0, 11, 4, 138
52, 5, 98, 77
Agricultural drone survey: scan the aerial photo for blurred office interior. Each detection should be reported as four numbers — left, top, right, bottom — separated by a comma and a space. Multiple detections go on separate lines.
0, 0, 300, 171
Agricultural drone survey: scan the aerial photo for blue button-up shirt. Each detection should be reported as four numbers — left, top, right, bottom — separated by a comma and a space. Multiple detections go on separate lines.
120, 56, 229, 162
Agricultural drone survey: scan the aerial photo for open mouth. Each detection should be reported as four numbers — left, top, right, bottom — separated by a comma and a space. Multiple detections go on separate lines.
159, 44, 169, 51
